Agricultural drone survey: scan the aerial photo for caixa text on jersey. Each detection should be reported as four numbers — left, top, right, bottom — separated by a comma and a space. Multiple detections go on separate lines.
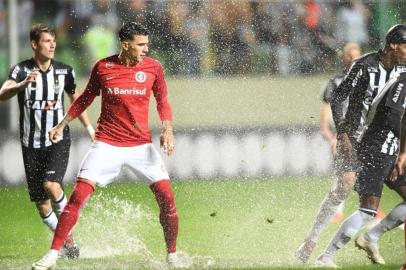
24, 99, 62, 111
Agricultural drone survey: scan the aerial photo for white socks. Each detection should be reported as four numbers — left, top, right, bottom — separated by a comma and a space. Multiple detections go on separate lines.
53, 192, 67, 216
324, 209, 375, 256
366, 202, 406, 243
41, 192, 67, 232
42, 210, 58, 232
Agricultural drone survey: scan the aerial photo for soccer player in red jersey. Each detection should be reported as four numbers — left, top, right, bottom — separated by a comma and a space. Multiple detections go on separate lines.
32, 22, 191, 270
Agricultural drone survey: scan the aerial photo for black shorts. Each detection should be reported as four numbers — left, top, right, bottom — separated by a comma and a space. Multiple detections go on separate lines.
355, 152, 406, 197
22, 139, 71, 202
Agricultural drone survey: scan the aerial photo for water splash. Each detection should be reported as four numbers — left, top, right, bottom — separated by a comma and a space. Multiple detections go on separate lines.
74, 192, 156, 260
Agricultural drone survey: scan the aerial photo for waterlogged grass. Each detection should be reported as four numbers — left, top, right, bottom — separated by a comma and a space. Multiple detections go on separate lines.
0, 177, 404, 269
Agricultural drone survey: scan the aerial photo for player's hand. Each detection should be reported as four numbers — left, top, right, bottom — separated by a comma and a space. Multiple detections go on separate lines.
21, 70, 40, 88
390, 152, 406, 181
49, 124, 64, 144
160, 125, 175, 156
336, 132, 352, 157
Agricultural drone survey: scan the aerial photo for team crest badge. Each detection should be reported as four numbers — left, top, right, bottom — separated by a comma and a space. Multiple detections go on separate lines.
54, 79, 60, 94
135, 71, 147, 83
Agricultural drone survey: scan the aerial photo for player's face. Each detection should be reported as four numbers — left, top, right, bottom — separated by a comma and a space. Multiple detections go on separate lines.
32, 32, 56, 60
126, 35, 149, 62
343, 48, 361, 67
394, 44, 406, 64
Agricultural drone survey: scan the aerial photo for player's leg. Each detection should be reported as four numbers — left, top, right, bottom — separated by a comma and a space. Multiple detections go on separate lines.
316, 195, 379, 267
33, 141, 122, 270
43, 139, 72, 216
41, 139, 81, 259
127, 143, 192, 268
32, 179, 95, 270
22, 146, 59, 232
316, 155, 384, 267
35, 199, 58, 231
50, 141, 123, 250
296, 154, 356, 263
360, 184, 406, 263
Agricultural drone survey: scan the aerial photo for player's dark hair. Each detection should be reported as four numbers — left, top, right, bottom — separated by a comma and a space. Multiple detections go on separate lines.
385, 24, 406, 45
118, 22, 149, 41
30, 23, 56, 43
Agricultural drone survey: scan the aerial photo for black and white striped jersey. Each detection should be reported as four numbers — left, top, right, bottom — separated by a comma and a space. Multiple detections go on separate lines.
8, 58, 76, 148
331, 51, 406, 143
359, 72, 406, 156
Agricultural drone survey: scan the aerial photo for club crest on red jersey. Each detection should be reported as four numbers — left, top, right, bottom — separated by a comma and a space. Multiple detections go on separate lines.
135, 71, 147, 83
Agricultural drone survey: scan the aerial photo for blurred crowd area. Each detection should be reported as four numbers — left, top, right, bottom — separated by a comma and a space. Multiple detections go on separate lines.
0, 0, 405, 78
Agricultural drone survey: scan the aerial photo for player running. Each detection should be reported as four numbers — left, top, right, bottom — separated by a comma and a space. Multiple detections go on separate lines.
295, 43, 361, 263
316, 25, 406, 268
31, 22, 191, 270
0, 23, 94, 259
296, 26, 406, 264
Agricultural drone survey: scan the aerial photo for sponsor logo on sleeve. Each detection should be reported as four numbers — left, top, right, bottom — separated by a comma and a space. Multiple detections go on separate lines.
393, 83, 404, 103
11, 66, 20, 79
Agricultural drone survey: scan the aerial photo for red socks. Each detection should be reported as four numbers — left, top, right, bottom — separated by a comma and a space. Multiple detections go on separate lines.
51, 179, 94, 250
150, 180, 178, 253
50, 179, 177, 253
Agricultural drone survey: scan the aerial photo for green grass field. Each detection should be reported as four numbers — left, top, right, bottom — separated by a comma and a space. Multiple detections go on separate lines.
0, 177, 404, 270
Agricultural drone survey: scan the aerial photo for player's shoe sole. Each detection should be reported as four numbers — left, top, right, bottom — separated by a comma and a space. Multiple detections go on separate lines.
355, 233, 385, 265
295, 239, 316, 263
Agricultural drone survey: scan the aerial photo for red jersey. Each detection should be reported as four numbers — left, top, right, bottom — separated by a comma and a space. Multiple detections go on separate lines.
68, 55, 173, 146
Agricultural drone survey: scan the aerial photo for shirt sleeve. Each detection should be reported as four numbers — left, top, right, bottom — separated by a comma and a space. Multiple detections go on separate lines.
386, 78, 406, 113
152, 63, 173, 121
64, 67, 77, 95
8, 64, 24, 82
331, 60, 366, 134
67, 63, 100, 119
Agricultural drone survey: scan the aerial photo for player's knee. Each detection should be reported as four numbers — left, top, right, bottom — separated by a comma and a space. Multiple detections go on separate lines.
35, 201, 52, 216
43, 181, 62, 194
151, 180, 176, 211
329, 189, 348, 203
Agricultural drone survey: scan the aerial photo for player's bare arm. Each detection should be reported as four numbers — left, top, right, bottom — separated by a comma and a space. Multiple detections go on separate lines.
68, 91, 95, 141
49, 114, 75, 144
160, 120, 175, 156
336, 132, 352, 157
0, 71, 40, 101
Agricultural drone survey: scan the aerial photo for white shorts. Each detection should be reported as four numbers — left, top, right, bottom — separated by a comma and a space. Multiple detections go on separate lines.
77, 141, 170, 187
